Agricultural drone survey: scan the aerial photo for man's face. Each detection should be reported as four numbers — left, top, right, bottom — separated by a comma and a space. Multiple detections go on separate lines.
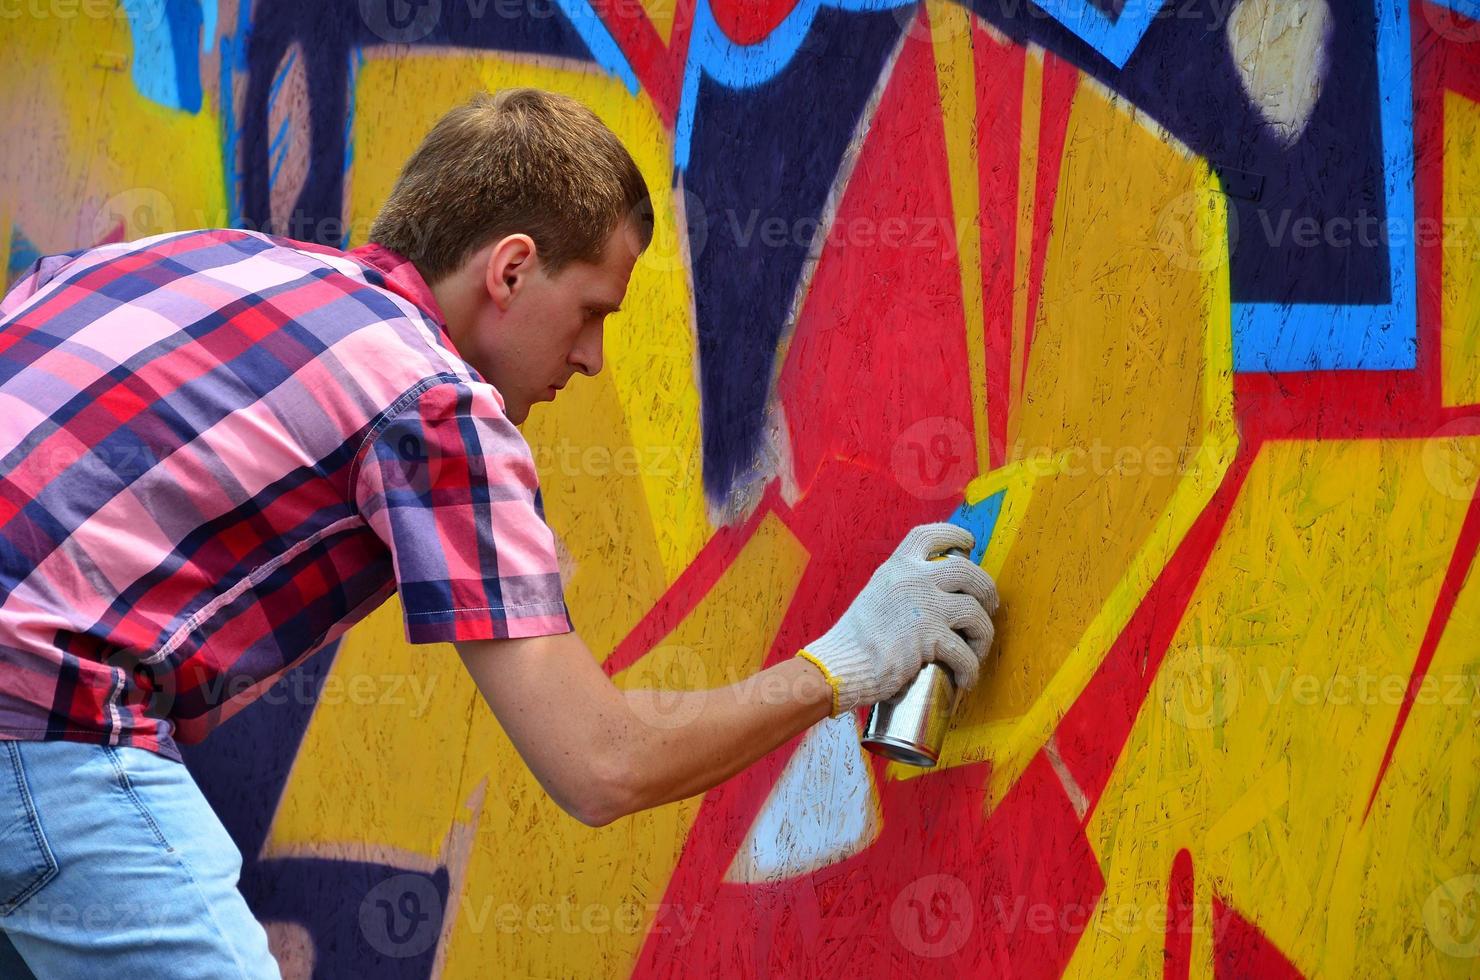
461, 225, 638, 424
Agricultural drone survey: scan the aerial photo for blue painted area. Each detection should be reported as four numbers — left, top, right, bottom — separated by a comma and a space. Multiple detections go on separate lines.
217, 0, 252, 226
121, 0, 204, 112
267, 118, 292, 190
1030, 0, 1168, 68
341, 48, 364, 248
677, 1, 823, 170
1231, 0, 1415, 372
1432, 0, 1480, 16
683, 6, 902, 501
267, 47, 298, 104
199, 0, 217, 54
7, 227, 42, 286
948, 491, 1005, 567
676, 0, 915, 169
551, 0, 639, 92
264, 50, 299, 197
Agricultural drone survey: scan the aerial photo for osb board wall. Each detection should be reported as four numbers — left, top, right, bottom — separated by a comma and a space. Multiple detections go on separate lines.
3, 0, 1479, 976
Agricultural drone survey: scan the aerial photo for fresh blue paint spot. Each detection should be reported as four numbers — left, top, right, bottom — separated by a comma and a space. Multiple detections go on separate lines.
948, 490, 1005, 567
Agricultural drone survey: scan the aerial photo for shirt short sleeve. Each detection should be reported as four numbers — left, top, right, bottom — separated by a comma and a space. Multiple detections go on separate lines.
0, 250, 82, 319
353, 378, 573, 644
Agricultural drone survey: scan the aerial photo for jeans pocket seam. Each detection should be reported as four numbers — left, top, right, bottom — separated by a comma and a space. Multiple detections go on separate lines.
0, 743, 59, 916
104, 746, 177, 854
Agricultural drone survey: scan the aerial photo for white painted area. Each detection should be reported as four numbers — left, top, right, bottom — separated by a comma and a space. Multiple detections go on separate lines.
724, 712, 881, 883
1227, 0, 1333, 147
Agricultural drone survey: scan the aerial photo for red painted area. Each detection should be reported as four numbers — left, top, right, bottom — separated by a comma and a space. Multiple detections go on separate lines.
589, 0, 695, 124
601, 481, 781, 677
1163, 849, 1195, 980
709, 0, 799, 46
1051, 444, 1257, 806
1365, 475, 1480, 819
778, 26, 976, 500
632, 738, 1105, 976
1212, 897, 1305, 979
1021, 53, 1078, 395
973, 24, 1026, 469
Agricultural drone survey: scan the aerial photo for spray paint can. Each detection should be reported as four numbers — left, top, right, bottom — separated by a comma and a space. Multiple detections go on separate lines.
860, 545, 971, 767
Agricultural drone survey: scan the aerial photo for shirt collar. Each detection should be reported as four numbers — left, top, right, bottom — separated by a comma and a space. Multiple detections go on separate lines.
346, 242, 459, 352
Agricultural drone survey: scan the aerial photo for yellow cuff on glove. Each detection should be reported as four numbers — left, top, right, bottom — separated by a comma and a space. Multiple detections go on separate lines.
795, 648, 842, 718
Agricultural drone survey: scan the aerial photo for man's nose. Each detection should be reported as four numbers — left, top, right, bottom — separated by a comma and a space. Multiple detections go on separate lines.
572, 332, 603, 377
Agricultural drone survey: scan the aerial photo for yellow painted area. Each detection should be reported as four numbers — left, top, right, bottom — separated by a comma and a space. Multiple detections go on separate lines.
1008, 48, 1043, 447
0, 5, 225, 253
437, 513, 809, 979
928, 0, 990, 476
1063, 437, 1480, 978
1442, 90, 1480, 408
636, 0, 679, 44
263, 597, 481, 862
887, 80, 1237, 795
1, 197, 12, 288
345, 54, 709, 604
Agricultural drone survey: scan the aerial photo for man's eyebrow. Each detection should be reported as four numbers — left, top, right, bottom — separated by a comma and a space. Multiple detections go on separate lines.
589, 301, 623, 314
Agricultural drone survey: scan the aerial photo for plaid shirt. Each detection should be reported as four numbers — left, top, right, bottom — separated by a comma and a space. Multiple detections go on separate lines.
0, 229, 571, 761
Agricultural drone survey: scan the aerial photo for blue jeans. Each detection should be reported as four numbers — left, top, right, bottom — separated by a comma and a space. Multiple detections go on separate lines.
0, 739, 280, 978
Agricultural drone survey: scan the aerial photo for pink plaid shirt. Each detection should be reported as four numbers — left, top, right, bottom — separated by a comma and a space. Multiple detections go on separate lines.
0, 229, 571, 760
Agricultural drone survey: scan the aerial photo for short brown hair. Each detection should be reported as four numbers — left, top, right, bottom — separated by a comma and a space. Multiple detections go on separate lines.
369, 88, 653, 283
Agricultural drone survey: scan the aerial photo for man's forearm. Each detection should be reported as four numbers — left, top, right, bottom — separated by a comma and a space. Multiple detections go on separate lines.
615, 656, 834, 817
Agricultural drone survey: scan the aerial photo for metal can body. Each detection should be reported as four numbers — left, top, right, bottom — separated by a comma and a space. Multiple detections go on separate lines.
861, 661, 956, 766
860, 544, 971, 767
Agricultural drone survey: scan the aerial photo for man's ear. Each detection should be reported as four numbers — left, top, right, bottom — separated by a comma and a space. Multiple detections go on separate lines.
484, 234, 538, 311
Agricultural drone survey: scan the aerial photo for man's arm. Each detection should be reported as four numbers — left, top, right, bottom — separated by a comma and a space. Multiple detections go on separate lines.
454, 630, 832, 828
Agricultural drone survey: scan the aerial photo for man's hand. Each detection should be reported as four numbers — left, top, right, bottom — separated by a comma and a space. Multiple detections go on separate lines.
455, 631, 833, 827
797, 523, 999, 717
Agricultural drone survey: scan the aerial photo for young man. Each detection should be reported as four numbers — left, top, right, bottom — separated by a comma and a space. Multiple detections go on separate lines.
0, 89, 998, 977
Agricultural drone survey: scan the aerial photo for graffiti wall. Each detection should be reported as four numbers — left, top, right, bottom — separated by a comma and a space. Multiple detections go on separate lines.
4, 0, 1480, 975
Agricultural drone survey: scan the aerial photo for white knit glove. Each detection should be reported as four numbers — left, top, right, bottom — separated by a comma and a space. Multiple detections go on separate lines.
797, 523, 999, 718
